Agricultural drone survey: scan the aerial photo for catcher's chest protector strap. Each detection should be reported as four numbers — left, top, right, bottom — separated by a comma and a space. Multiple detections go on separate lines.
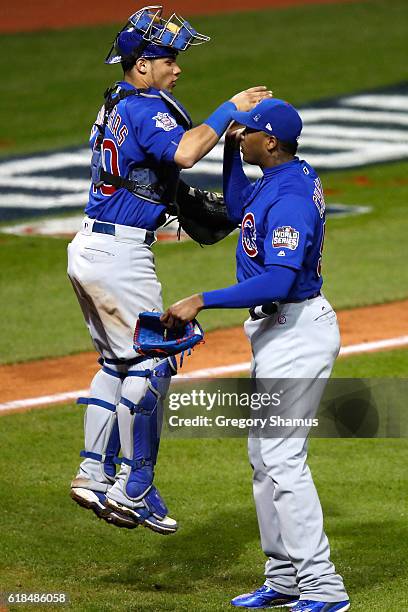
95, 86, 139, 150
93, 85, 190, 204
91, 86, 139, 189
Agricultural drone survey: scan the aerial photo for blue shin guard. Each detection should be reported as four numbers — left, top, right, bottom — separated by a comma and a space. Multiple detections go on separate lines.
106, 357, 178, 534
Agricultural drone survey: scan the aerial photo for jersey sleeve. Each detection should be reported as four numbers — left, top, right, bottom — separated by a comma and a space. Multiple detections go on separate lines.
264, 196, 315, 270
202, 266, 297, 308
135, 102, 185, 163
223, 148, 253, 224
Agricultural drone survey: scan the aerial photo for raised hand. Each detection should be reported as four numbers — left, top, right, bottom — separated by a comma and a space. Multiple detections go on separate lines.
230, 86, 273, 112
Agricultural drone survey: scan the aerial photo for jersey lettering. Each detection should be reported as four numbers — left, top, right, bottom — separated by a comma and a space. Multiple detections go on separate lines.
313, 178, 326, 218
113, 114, 120, 134
317, 222, 326, 277
106, 107, 129, 147
117, 125, 129, 146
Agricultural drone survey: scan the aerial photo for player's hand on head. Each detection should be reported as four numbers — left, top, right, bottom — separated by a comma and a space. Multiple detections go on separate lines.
161, 294, 204, 328
225, 122, 245, 149
230, 86, 273, 112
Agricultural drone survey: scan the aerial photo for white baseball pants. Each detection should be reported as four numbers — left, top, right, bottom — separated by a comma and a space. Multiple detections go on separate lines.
67, 217, 163, 361
244, 295, 349, 602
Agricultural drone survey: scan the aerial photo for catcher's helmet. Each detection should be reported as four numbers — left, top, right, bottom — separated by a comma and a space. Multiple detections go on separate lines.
105, 5, 210, 65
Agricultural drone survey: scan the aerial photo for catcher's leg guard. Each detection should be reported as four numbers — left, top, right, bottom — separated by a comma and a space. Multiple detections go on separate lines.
70, 365, 137, 529
106, 357, 178, 535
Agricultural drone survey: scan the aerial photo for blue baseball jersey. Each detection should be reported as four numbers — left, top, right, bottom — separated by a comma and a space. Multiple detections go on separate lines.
236, 159, 326, 301
85, 81, 186, 230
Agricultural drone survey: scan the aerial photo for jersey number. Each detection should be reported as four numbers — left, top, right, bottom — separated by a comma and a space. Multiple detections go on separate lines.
92, 139, 119, 197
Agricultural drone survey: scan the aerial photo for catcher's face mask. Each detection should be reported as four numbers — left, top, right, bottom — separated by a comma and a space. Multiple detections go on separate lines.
105, 5, 210, 64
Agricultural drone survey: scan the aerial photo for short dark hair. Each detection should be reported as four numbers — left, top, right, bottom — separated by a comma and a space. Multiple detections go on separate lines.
121, 55, 137, 74
278, 139, 298, 156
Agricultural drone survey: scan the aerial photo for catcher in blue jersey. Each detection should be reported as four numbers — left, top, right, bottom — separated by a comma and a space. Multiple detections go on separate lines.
67, 4, 272, 535
162, 99, 350, 610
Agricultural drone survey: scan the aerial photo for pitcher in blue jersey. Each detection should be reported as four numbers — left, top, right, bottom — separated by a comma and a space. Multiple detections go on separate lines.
67, 5, 272, 536
162, 99, 350, 611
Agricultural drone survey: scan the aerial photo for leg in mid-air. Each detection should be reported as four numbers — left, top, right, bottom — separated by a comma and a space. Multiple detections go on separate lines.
67, 3, 271, 541
70, 363, 137, 529
106, 356, 178, 534
67, 223, 177, 533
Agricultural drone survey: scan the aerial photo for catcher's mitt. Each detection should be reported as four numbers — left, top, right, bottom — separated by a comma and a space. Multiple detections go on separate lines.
169, 179, 238, 245
134, 311, 204, 357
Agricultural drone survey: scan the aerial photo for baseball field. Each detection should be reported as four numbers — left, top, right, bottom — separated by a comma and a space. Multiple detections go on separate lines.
0, 0, 407, 610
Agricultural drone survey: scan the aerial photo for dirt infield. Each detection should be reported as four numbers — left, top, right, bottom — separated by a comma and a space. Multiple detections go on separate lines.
1, 0, 361, 33
1, 299, 407, 409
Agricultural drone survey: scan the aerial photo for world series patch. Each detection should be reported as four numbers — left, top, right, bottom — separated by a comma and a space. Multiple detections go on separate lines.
272, 226, 299, 250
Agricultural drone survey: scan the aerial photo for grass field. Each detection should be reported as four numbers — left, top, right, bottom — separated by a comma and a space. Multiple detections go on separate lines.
1, 159, 408, 364
1, 1, 407, 609
0, 403, 407, 611
1, 0, 407, 155
333, 348, 408, 377
0, 1, 408, 365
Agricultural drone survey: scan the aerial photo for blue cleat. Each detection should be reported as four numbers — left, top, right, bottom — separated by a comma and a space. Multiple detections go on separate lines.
231, 585, 299, 608
291, 601, 350, 612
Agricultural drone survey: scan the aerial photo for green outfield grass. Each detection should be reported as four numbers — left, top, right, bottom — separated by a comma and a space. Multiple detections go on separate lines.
0, 0, 407, 364
1, 3, 407, 611
0, 0, 407, 155
333, 348, 408, 377
1, 160, 408, 365
0, 404, 407, 611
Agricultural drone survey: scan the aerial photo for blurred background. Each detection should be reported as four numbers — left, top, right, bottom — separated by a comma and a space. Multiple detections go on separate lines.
0, 2, 407, 609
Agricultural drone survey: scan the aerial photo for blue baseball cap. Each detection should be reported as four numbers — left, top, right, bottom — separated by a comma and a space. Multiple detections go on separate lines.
232, 98, 302, 144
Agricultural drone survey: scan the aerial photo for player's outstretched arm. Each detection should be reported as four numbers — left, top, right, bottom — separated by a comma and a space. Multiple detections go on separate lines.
174, 86, 272, 169
161, 294, 204, 328
161, 266, 298, 327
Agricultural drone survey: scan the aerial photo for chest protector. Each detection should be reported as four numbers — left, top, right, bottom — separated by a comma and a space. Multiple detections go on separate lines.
91, 84, 192, 206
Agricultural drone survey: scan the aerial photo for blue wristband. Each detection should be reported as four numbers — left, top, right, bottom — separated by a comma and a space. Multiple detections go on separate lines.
204, 101, 237, 137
